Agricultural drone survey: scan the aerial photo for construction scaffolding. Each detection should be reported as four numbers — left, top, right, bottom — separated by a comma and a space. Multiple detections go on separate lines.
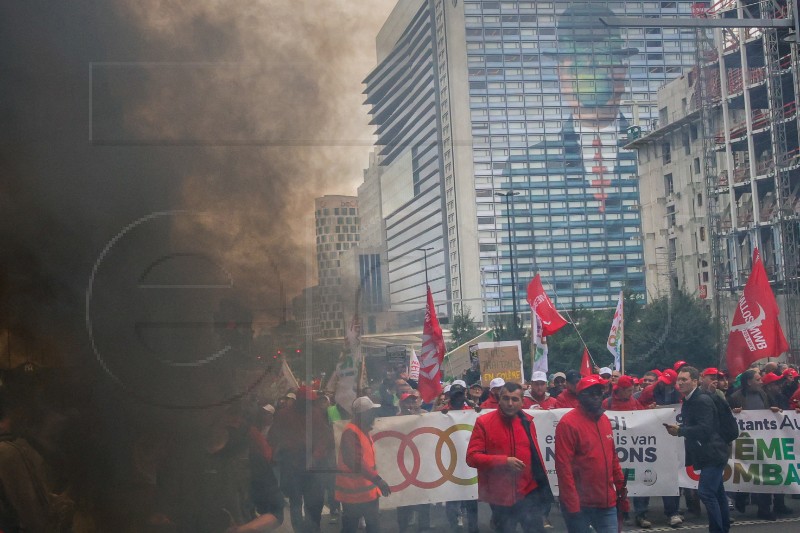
696, 0, 800, 364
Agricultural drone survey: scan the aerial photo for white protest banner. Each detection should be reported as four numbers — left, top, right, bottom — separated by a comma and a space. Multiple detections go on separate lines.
476, 341, 524, 386
336, 407, 683, 509
678, 410, 800, 494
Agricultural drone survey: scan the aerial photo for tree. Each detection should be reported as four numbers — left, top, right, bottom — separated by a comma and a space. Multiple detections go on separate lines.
625, 291, 720, 374
448, 308, 480, 350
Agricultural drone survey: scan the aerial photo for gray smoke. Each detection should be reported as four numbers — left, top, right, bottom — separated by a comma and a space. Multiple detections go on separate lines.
0, 0, 394, 526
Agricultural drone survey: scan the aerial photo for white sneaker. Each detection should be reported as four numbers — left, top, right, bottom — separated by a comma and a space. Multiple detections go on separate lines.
669, 514, 683, 527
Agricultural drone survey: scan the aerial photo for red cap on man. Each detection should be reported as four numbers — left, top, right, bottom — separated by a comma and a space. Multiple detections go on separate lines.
702, 368, 721, 377
659, 369, 678, 386
614, 375, 636, 390
673, 360, 689, 372
576, 375, 609, 393
761, 373, 783, 386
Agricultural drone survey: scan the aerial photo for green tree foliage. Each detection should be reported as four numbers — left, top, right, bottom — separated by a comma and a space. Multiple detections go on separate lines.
536, 290, 718, 376
625, 291, 720, 375
448, 308, 480, 350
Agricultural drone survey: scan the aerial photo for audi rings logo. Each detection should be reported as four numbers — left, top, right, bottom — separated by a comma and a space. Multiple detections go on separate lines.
373, 424, 477, 491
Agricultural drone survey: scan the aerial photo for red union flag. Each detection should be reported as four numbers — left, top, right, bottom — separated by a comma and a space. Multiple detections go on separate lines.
726, 248, 789, 377
580, 347, 593, 377
418, 286, 445, 402
526, 274, 568, 336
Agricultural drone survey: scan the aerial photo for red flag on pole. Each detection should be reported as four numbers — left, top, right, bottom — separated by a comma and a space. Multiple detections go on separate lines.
726, 248, 790, 377
526, 274, 568, 336
418, 286, 446, 403
580, 347, 593, 377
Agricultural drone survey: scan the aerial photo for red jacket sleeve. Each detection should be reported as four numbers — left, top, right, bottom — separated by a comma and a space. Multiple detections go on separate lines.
554, 421, 581, 514
638, 384, 655, 406
466, 417, 508, 470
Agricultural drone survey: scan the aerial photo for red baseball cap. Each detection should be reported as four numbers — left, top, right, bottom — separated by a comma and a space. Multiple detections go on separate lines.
651, 369, 663, 377
659, 369, 678, 386
762, 373, 783, 385
782, 368, 798, 379
673, 360, 689, 372
614, 375, 636, 390
702, 368, 721, 377
576, 375, 609, 393
399, 392, 419, 402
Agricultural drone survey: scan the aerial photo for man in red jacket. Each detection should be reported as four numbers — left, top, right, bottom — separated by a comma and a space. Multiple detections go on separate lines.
602, 374, 643, 411
553, 370, 582, 409
555, 375, 626, 533
467, 382, 553, 533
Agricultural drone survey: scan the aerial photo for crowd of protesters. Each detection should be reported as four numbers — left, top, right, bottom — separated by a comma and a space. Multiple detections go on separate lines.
4, 357, 798, 533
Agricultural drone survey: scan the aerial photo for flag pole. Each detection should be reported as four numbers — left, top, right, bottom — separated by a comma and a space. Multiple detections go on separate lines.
621, 306, 625, 375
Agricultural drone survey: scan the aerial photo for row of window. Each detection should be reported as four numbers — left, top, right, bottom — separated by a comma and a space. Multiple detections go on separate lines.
463, 1, 689, 13
315, 207, 356, 217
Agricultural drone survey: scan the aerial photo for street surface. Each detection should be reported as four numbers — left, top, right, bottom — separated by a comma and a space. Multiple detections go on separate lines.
274, 497, 800, 532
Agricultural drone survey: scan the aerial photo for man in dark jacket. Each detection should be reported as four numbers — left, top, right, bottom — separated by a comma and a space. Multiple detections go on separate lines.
555, 375, 626, 533
467, 382, 552, 533
665, 367, 730, 533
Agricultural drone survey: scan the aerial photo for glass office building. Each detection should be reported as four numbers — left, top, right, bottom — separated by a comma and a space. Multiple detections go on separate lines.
366, 0, 699, 319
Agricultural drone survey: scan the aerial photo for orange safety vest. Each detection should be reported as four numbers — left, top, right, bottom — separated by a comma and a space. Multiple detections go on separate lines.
335, 422, 381, 503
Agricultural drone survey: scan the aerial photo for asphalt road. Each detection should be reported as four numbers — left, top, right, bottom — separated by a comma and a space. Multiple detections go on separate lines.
274, 497, 800, 532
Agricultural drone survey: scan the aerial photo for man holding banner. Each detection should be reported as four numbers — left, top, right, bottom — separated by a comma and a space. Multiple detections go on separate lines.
466, 382, 553, 533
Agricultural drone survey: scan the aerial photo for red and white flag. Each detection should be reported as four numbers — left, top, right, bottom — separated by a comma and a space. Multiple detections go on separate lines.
580, 347, 593, 377
726, 248, 789, 377
526, 274, 568, 336
419, 286, 445, 403
607, 291, 624, 371
409, 348, 420, 381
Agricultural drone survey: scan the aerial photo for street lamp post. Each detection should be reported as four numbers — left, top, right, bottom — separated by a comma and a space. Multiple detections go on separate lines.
495, 191, 521, 335
415, 247, 433, 288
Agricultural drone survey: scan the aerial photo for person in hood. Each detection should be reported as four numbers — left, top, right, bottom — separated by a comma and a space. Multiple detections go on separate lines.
467, 382, 553, 532
555, 376, 626, 533
554, 370, 582, 409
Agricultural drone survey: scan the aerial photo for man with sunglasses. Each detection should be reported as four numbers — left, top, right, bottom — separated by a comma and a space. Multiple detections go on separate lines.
555, 375, 626, 532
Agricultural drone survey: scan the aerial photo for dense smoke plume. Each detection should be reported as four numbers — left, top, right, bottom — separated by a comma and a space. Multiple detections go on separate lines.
1, 0, 394, 526
1, 0, 394, 368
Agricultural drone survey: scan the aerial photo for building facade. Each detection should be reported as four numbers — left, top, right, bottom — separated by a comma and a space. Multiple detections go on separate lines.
365, 0, 699, 322
627, 72, 711, 303
628, 0, 800, 359
314, 195, 360, 337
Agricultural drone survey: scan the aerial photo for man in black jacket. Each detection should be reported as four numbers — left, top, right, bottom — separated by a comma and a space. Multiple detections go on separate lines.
665, 367, 730, 533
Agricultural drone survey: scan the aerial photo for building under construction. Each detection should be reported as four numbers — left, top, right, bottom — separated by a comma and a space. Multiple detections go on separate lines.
628, 0, 799, 363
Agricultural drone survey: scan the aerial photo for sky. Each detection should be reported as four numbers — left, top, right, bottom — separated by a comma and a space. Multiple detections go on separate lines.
0, 0, 399, 368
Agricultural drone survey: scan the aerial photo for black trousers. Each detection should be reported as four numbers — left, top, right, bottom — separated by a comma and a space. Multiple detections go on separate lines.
397, 504, 431, 531
490, 490, 547, 533
282, 466, 324, 532
341, 499, 380, 533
